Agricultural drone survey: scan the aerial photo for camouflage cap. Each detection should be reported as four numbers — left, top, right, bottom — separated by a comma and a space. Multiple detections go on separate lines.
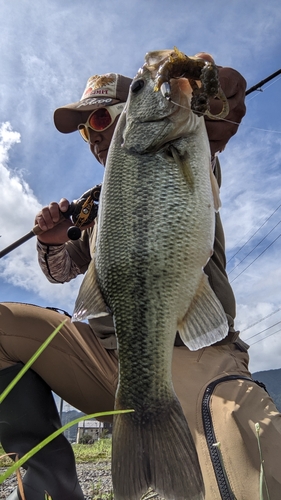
54, 73, 132, 133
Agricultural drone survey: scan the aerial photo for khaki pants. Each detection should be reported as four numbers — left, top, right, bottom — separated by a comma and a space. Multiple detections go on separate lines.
173, 345, 281, 499
0, 302, 280, 499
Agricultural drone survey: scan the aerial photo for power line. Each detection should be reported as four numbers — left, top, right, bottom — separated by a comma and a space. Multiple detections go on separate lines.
250, 327, 281, 346
227, 203, 281, 265
228, 220, 281, 275
230, 232, 281, 283
244, 319, 281, 342
241, 306, 281, 333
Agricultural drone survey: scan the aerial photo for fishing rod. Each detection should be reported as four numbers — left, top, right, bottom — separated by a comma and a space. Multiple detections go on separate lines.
0, 185, 101, 259
245, 68, 281, 96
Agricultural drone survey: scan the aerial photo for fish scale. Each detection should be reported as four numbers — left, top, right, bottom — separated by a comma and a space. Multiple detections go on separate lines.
73, 50, 229, 500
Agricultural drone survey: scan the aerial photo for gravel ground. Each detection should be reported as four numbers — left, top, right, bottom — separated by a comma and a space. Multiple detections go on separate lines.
0, 463, 164, 499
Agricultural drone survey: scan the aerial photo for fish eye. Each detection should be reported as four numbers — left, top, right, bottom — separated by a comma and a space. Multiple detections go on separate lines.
131, 79, 145, 93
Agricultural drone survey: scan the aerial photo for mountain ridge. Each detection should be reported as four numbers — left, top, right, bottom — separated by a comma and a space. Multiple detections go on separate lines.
253, 367, 281, 411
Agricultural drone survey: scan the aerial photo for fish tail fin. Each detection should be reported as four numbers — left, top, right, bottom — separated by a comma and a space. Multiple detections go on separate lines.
112, 397, 204, 500
178, 273, 229, 350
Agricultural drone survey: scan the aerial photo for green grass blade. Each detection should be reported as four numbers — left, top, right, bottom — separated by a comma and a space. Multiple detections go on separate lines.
0, 409, 133, 484
0, 320, 66, 404
0, 320, 134, 488
255, 423, 271, 500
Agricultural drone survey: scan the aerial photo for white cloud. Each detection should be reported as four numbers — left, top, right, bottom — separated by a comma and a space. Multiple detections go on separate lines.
0, 122, 21, 161
0, 122, 82, 311
0, 122, 40, 243
221, 128, 281, 252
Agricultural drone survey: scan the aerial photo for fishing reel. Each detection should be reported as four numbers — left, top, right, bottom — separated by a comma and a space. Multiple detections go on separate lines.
0, 184, 102, 259
65, 184, 101, 240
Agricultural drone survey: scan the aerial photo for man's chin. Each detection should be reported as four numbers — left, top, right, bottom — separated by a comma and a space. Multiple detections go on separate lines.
91, 148, 107, 166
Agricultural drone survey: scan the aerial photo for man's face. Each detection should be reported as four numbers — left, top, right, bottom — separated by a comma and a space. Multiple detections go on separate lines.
89, 117, 119, 166
79, 111, 120, 167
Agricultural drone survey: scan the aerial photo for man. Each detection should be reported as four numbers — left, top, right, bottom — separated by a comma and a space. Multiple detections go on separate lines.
0, 60, 280, 500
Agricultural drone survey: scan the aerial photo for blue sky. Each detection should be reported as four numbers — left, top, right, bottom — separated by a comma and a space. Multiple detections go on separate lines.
0, 0, 281, 375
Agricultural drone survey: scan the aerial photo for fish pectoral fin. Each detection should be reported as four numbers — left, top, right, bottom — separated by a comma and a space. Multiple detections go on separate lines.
178, 273, 228, 350
169, 145, 194, 187
210, 164, 221, 212
72, 259, 109, 322
112, 396, 204, 500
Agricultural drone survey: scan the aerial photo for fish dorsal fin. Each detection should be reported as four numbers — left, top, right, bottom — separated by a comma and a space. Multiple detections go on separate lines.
210, 165, 221, 212
177, 273, 228, 350
72, 258, 109, 322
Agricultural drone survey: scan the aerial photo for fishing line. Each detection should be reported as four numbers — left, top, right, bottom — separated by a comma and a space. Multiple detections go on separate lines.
245, 76, 281, 103
169, 100, 281, 135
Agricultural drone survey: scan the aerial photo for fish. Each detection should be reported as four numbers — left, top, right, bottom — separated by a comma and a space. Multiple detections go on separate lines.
73, 48, 229, 500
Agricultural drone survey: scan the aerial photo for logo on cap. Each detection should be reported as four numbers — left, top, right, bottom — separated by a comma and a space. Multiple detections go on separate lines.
81, 74, 117, 101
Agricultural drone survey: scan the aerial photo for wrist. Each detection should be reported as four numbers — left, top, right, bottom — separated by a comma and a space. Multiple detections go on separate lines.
37, 240, 65, 252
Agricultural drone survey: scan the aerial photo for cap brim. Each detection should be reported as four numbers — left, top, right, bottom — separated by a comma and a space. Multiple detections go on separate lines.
54, 98, 120, 133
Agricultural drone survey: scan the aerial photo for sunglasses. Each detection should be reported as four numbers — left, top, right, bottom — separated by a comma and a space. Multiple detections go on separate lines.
78, 103, 125, 142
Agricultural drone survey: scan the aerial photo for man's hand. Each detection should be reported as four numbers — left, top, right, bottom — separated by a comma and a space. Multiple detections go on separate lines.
35, 198, 73, 245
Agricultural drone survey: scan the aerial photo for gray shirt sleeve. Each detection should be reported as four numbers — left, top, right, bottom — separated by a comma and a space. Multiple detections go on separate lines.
37, 227, 93, 283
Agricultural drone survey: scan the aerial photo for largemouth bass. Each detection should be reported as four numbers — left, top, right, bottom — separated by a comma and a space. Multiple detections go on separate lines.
73, 49, 229, 500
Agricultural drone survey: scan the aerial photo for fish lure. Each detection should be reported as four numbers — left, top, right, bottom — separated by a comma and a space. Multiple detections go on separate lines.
156, 46, 229, 119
